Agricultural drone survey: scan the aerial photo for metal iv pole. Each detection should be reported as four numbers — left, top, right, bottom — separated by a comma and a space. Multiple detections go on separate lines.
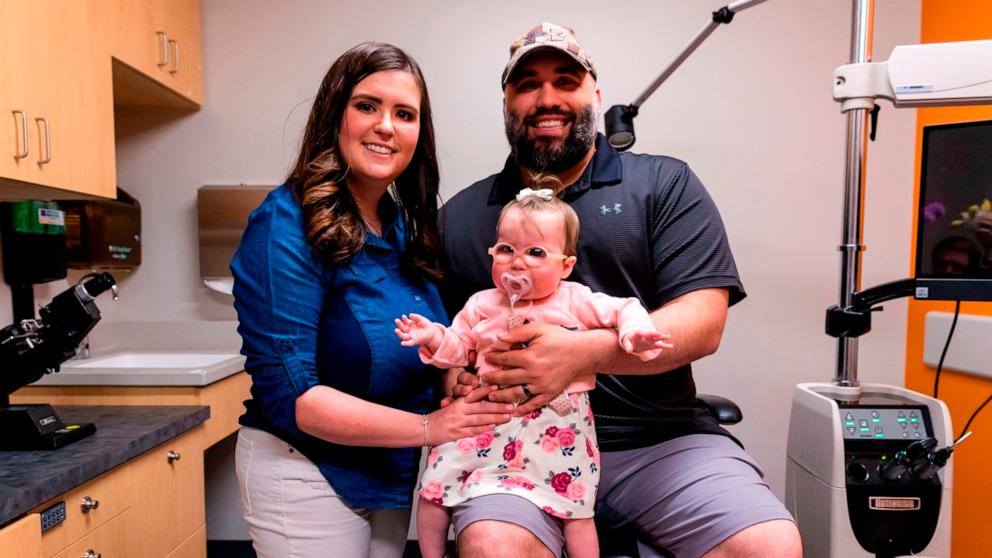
835, 0, 874, 387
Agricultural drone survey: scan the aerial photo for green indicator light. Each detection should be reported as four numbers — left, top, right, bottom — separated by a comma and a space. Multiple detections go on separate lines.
875, 433, 885, 438
860, 428, 870, 432
881, 455, 888, 460
910, 417, 918, 422
845, 422, 855, 427
897, 417, 906, 422
872, 418, 881, 423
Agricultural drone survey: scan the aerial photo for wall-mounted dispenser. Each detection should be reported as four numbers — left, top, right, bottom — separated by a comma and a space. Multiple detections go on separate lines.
59, 188, 141, 271
197, 185, 274, 294
0, 200, 68, 321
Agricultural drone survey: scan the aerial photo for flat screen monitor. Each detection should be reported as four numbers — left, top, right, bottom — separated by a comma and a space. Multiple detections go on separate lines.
915, 119, 992, 301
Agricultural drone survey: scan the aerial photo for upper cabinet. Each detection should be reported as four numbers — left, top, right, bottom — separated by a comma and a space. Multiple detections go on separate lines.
0, 0, 202, 200
0, 1, 116, 199
109, 0, 204, 106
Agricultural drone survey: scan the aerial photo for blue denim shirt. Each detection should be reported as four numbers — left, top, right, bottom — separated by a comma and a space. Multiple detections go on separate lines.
231, 184, 448, 509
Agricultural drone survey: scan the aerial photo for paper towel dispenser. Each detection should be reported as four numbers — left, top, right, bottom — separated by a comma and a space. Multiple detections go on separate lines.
60, 189, 141, 270
197, 185, 274, 294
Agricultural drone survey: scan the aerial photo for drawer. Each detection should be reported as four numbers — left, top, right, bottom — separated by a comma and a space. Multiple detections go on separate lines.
36, 465, 131, 557
51, 509, 129, 558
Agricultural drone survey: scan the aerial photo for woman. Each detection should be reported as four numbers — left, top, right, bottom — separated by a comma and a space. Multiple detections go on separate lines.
231, 42, 513, 558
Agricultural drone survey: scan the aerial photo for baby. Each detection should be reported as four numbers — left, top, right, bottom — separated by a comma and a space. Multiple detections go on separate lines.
395, 188, 672, 558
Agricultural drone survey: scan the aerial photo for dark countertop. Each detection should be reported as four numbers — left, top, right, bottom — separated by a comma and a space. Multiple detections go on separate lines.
0, 405, 209, 527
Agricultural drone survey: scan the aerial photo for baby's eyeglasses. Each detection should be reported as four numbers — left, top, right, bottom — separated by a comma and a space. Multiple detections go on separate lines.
487, 242, 569, 268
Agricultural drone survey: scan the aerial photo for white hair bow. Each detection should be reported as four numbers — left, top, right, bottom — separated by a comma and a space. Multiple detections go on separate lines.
516, 188, 554, 202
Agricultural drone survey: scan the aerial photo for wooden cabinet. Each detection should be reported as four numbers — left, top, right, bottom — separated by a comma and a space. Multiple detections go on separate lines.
0, 0, 202, 199
0, 427, 208, 558
0, 514, 42, 558
166, 525, 206, 558
109, 0, 203, 106
126, 431, 205, 557
36, 465, 132, 558
0, 0, 116, 199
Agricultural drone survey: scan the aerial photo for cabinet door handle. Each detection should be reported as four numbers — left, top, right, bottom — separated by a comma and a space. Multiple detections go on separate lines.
169, 39, 180, 74
80, 496, 100, 513
156, 31, 169, 67
167, 450, 181, 463
83, 550, 102, 558
35, 117, 50, 165
11, 110, 28, 159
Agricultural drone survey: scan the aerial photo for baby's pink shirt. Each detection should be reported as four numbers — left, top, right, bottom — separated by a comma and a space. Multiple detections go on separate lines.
418, 281, 661, 393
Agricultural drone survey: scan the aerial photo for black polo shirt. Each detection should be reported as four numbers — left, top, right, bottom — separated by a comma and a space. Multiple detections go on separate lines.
440, 134, 746, 451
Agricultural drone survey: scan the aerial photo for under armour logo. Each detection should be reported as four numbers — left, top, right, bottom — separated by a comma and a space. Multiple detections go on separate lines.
600, 204, 622, 215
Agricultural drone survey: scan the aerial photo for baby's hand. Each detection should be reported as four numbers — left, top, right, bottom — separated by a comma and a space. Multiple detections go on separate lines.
621, 330, 674, 355
394, 313, 441, 348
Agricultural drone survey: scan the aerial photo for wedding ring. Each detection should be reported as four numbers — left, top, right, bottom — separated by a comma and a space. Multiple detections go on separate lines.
521, 384, 533, 399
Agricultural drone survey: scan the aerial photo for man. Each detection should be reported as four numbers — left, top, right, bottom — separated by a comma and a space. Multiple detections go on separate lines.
440, 22, 801, 558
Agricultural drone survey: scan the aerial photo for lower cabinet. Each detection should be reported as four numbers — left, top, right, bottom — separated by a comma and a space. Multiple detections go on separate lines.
166, 525, 207, 558
15, 426, 207, 558
0, 514, 42, 558
126, 429, 205, 556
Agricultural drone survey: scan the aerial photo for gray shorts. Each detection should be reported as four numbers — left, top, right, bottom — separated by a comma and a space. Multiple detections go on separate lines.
450, 434, 794, 558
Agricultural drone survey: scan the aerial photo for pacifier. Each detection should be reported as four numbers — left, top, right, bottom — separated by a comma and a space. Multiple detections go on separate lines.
499, 272, 533, 306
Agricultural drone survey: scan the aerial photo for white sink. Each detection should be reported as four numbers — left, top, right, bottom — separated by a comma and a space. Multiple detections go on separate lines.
35, 351, 246, 387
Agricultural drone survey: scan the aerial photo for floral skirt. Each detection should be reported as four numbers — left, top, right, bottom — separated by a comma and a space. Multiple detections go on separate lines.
418, 392, 599, 519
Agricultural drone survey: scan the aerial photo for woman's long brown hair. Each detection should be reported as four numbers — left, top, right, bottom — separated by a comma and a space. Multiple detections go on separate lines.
287, 42, 442, 282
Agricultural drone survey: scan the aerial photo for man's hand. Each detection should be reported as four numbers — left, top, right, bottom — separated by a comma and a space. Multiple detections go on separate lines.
482, 323, 610, 416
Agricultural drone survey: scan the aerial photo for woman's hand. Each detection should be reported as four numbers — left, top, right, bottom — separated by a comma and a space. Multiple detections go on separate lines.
427, 384, 513, 445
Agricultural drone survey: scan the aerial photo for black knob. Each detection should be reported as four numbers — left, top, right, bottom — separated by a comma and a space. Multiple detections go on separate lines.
846, 462, 870, 482
878, 452, 911, 481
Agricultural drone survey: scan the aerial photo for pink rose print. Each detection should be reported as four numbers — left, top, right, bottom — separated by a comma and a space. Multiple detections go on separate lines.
569, 393, 580, 410
525, 409, 543, 420
499, 476, 536, 490
455, 437, 477, 454
428, 447, 440, 467
458, 469, 483, 489
550, 472, 572, 495
566, 481, 586, 501
420, 480, 445, 504
555, 427, 576, 448
503, 439, 521, 461
475, 431, 494, 449
540, 435, 560, 453
544, 426, 559, 437
542, 505, 570, 519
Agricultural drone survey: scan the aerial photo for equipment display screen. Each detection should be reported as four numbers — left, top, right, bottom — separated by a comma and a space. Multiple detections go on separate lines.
916, 120, 992, 281
839, 407, 932, 440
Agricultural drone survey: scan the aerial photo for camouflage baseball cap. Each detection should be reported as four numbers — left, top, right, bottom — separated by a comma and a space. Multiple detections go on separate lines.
501, 22, 597, 87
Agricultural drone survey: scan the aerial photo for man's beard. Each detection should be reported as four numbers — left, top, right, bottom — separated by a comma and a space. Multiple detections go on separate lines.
504, 103, 598, 173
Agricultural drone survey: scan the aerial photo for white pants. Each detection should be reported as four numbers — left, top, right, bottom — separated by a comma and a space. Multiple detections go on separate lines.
235, 427, 410, 558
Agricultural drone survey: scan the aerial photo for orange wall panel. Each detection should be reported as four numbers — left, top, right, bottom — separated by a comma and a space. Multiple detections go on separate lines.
911, 2, 992, 556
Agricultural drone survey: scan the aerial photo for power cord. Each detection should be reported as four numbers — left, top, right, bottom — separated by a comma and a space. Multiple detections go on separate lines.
927, 300, 992, 445
932, 300, 961, 399
956, 394, 992, 444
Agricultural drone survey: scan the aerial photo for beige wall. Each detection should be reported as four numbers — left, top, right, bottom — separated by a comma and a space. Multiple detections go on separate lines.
4, 0, 922, 503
